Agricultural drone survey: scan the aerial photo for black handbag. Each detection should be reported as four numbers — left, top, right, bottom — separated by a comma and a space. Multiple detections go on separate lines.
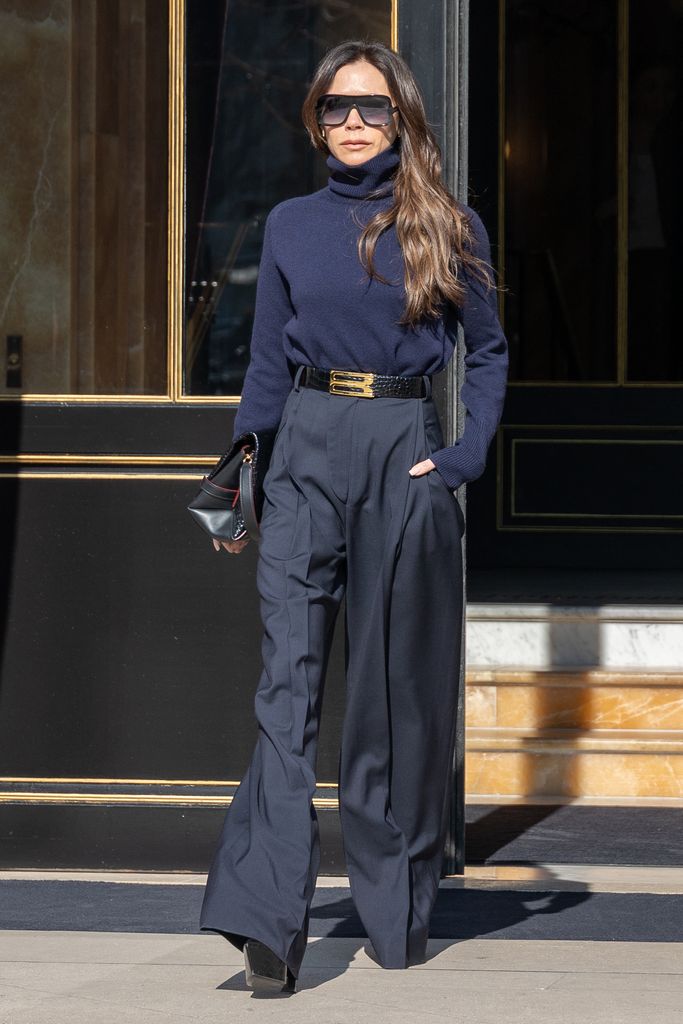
187, 429, 276, 543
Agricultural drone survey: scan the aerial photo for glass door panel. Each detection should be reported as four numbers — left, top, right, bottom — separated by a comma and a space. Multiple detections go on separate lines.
184, 0, 392, 396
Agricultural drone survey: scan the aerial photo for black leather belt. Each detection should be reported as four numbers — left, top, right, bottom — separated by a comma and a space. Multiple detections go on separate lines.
300, 365, 428, 399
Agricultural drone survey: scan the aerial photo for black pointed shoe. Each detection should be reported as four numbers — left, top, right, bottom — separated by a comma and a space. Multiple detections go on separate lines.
243, 939, 296, 994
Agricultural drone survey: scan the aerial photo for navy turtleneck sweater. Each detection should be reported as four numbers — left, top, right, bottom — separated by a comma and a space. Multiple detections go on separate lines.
231, 136, 508, 490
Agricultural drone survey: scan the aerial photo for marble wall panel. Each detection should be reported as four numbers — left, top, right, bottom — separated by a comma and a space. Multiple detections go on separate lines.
466, 607, 683, 671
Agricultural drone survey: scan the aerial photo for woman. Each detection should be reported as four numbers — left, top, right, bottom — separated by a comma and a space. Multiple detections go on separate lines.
199, 39, 508, 994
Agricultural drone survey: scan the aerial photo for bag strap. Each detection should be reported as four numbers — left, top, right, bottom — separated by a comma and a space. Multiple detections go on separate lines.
240, 454, 260, 541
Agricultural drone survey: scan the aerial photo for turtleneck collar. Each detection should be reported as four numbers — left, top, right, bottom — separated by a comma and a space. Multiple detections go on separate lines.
326, 137, 401, 200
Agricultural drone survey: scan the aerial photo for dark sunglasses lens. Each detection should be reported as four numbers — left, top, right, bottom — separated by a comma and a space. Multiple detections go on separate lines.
319, 97, 392, 126
319, 99, 347, 125
361, 100, 393, 125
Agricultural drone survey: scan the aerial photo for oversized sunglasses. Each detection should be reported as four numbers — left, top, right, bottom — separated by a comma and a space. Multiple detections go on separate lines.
315, 94, 399, 128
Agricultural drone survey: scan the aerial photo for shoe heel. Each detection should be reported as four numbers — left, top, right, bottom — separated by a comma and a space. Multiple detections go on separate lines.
243, 940, 296, 993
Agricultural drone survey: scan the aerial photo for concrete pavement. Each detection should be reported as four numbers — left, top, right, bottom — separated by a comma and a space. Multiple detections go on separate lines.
1, 868, 682, 1023
1, 930, 682, 1023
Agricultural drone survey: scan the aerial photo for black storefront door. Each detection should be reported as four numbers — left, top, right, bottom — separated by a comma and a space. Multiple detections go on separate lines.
467, 1, 683, 590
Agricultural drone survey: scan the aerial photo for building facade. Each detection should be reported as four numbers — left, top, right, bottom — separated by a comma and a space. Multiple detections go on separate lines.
0, 0, 681, 872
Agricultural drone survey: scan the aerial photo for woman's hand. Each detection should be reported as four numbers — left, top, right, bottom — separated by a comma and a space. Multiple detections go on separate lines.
213, 536, 251, 555
408, 457, 436, 477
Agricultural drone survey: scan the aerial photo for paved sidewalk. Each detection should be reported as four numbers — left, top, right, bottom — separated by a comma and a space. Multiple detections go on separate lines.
1, 929, 683, 1024
1, 868, 682, 1023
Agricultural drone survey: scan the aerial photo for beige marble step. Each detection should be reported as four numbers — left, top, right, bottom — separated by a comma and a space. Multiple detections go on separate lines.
465, 748, 683, 798
466, 669, 683, 730
467, 727, 683, 754
464, 670, 683, 798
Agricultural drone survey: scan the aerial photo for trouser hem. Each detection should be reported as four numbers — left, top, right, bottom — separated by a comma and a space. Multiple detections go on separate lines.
199, 923, 302, 978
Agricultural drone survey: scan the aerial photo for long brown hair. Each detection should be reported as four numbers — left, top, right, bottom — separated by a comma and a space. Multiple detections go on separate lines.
301, 40, 497, 329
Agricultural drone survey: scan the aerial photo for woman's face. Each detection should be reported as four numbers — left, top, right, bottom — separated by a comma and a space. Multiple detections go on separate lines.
322, 60, 400, 165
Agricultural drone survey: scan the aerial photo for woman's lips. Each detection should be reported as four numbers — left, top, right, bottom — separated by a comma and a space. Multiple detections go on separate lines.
342, 141, 369, 147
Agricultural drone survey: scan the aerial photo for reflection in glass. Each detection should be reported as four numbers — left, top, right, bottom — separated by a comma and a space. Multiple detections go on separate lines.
503, 1, 617, 382
184, 0, 392, 396
627, 0, 682, 382
0, 2, 168, 396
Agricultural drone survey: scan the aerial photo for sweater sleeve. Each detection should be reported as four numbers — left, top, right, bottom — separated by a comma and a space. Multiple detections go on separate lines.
231, 206, 296, 442
428, 209, 509, 490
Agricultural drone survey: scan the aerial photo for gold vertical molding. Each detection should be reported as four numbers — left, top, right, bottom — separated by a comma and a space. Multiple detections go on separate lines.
497, 0, 506, 328
391, 0, 398, 51
168, 0, 185, 402
616, 0, 629, 385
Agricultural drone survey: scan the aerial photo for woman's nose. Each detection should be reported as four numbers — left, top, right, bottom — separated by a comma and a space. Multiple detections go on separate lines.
345, 108, 364, 128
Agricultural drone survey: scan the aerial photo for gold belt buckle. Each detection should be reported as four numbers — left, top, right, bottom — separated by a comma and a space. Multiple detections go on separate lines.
328, 369, 376, 398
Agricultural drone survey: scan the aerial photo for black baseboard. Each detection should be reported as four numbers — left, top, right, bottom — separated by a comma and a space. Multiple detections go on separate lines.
1, 801, 681, 872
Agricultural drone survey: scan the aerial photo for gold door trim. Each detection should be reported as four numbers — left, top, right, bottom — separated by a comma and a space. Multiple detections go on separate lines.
0, 775, 339, 808
0, 455, 214, 465
510, 436, 683, 521
168, 0, 184, 402
498, 425, 683, 532
0, 452, 217, 480
0, 776, 338, 786
0, 776, 337, 785
498, 0, 506, 326
0, 473, 204, 481
0, 793, 339, 808
508, 381, 683, 389
616, 0, 629, 385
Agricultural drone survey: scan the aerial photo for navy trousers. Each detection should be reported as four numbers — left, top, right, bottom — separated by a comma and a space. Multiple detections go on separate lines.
199, 364, 464, 976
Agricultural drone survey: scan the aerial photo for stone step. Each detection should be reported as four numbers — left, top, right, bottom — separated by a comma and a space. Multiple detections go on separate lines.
466, 603, 683, 671
463, 670, 683, 800
467, 727, 683, 754
466, 669, 683, 731
465, 746, 683, 799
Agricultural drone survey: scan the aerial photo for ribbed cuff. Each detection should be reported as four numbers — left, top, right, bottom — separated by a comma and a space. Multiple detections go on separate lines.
429, 443, 487, 490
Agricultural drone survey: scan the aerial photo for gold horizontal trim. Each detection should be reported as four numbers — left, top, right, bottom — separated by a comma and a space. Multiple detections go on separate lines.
0, 472, 202, 481
0, 792, 339, 808
0, 776, 338, 787
0, 395, 174, 404
0, 793, 233, 805
502, 423, 683, 431
0, 454, 218, 480
507, 381, 683, 388
510, 513, 683, 520
497, 525, 683, 534
513, 437, 683, 445
173, 395, 241, 405
0, 455, 216, 466
0, 394, 242, 405
10, 377, 679, 404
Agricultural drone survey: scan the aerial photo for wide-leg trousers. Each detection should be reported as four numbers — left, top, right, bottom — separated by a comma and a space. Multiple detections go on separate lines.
199, 364, 464, 977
